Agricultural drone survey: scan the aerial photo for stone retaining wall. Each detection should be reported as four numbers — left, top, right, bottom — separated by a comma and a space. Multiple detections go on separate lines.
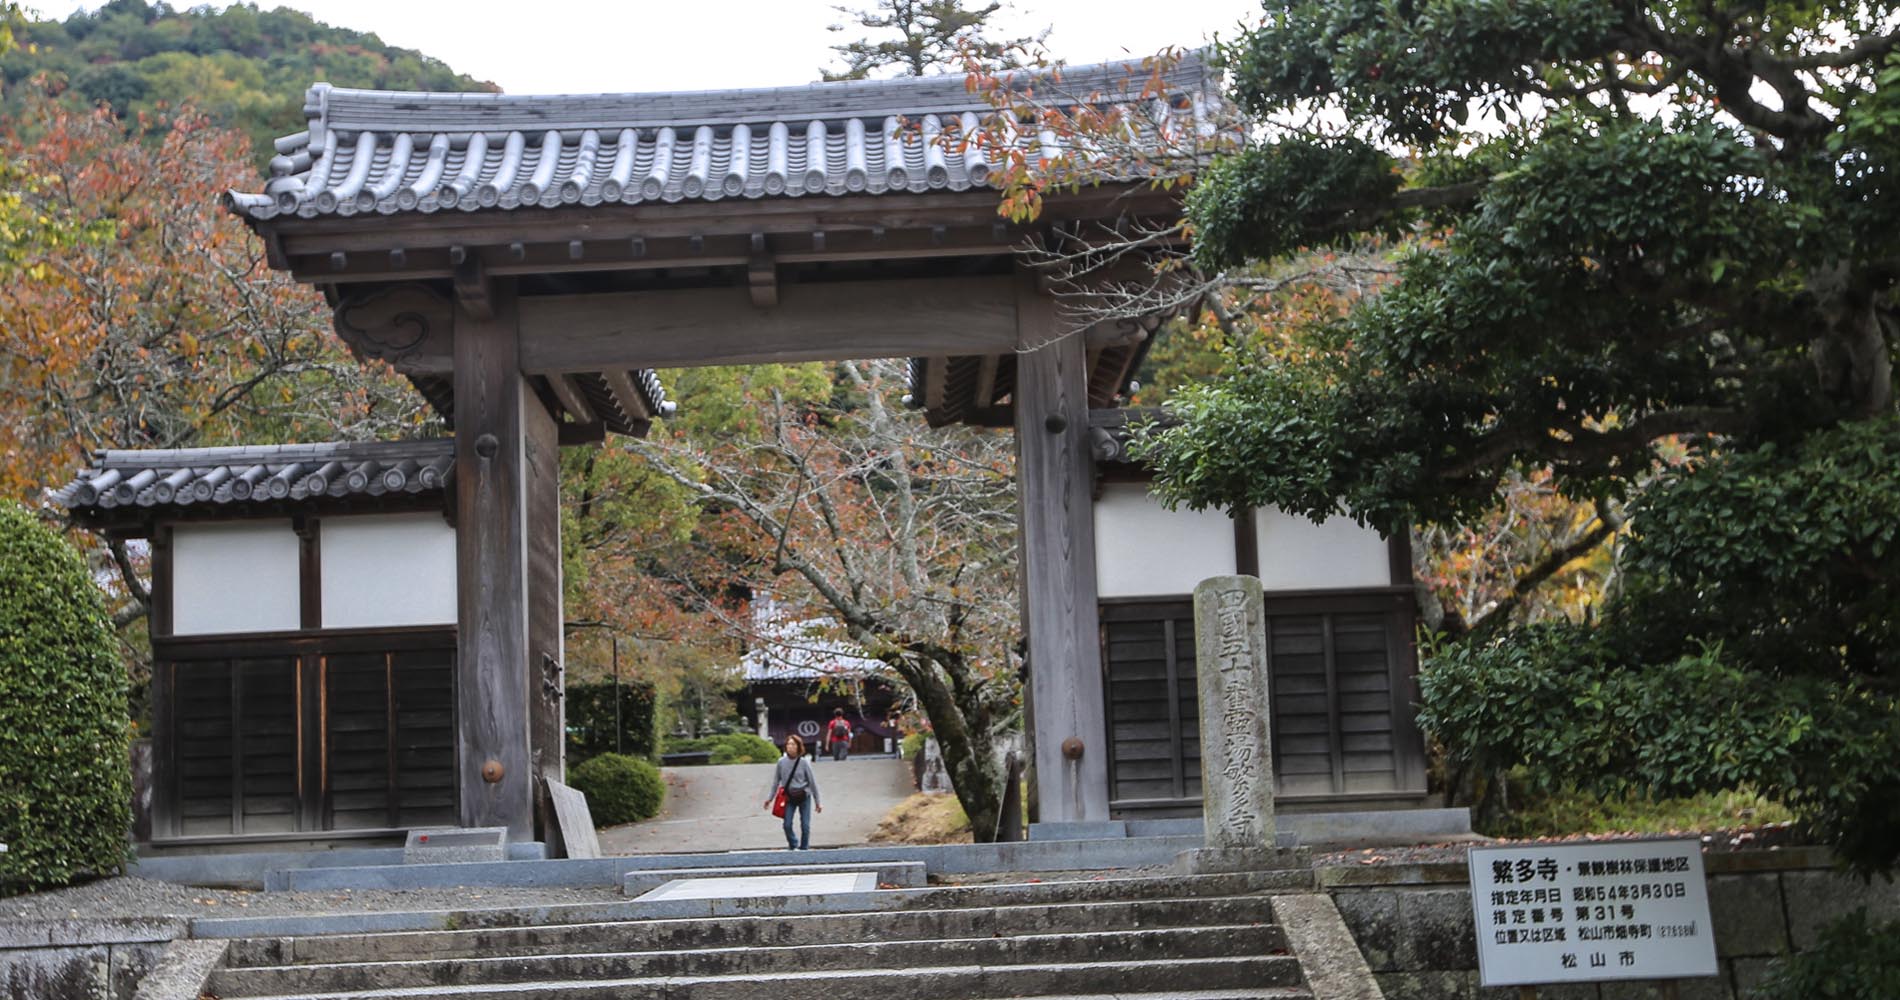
0, 917, 184, 1000
1321, 848, 1900, 999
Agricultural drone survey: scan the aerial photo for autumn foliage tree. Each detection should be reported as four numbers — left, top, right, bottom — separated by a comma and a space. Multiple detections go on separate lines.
620, 360, 1023, 840
0, 97, 429, 623
1119, 2, 1900, 870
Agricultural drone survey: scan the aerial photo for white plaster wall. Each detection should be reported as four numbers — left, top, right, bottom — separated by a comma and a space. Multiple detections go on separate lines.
171, 521, 301, 635
1253, 508, 1392, 591
1093, 482, 1237, 598
320, 513, 457, 628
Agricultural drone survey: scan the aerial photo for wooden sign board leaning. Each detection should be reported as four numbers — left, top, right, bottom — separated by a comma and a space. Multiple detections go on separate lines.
1468, 838, 1716, 997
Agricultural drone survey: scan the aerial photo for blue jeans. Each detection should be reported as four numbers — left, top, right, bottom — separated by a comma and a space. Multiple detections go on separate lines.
781, 793, 812, 849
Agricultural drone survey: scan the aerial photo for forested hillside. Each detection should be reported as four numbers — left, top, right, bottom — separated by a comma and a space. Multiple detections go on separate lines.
1, 0, 494, 164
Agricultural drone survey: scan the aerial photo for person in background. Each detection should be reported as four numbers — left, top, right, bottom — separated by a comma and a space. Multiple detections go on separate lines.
825, 708, 854, 762
763, 734, 821, 849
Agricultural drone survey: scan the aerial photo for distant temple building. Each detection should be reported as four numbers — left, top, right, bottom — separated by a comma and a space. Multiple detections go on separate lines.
739, 601, 899, 756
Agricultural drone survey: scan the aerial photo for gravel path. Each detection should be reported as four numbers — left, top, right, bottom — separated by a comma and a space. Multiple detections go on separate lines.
597, 756, 914, 855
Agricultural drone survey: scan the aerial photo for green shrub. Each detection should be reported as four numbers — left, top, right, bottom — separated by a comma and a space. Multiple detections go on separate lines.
663, 732, 778, 763
0, 504, 131, 894
900, 732, 926, 760
662, 736, 717, 755
564, 681, 660, 762
1752, 909, 1900, 999
567, 753, 665, 826
708, 733, 779, 764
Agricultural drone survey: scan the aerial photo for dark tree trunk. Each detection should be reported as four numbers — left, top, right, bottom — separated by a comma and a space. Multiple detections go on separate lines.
885, 650, 1004, 842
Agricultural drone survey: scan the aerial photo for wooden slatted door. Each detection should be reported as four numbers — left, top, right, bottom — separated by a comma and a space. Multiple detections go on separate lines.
323, 648, 458, 830
167, 658, 301, 836
391, 650, 457, 826
1100, 592, 1423, 814
153, 630, 456, 841
1267, 612, 1401, 796
1102, 607, 1202, 812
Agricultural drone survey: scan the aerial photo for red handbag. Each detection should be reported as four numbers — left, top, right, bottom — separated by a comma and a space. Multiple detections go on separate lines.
771, 786, 787, 818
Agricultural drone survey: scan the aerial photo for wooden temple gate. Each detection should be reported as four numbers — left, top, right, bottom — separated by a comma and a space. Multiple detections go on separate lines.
217, 61, 1210, 837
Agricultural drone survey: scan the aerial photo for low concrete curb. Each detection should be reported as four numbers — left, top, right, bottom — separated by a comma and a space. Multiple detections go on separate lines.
129, 939, 227, 1000
129, 841, 547, 890
1272, 893, 1383, 1000
272, 836, 1205, 892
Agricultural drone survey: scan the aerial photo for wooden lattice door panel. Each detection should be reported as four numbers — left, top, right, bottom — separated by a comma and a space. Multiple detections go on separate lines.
1101, 593, 1420, 812
325, 648, 458, 830
154, 630, 456, 840
235, 658, 300, 833
1266, 613, 1400, 796
1103, 605, 1202, 811
390, 649, 456, 826
326, 652, 395, 830
168, 658, 299, 837
171, 661, 234, 837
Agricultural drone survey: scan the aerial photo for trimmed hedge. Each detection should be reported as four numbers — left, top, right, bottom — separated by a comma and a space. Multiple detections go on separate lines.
665, 732, 780, 764
568, 753, 665, 826
709, 733, 778, 764
0, 504, 131, 894
565, 680, 660, 762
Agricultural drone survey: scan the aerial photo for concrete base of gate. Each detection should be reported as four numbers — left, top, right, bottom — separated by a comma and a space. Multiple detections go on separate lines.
1031, 807, 1472, 847
1174, 846, 1313, 876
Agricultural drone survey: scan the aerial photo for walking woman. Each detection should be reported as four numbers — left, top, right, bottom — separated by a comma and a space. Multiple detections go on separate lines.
763, 734, 822, 850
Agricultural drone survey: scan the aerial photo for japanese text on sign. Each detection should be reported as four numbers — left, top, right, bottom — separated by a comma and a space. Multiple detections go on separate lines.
1468, 838, 1716, 987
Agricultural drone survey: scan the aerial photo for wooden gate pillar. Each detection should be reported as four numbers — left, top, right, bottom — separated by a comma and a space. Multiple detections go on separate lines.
1014, 274, 1110, 823
452, 280, 541, 839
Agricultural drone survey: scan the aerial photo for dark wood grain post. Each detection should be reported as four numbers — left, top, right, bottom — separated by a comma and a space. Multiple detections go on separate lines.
524, 367, 565, 812
1013, 271, 1110, 823
453, 279, 536, 838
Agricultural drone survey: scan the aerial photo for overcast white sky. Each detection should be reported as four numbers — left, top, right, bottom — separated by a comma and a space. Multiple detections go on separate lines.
28, 1, 1262, 93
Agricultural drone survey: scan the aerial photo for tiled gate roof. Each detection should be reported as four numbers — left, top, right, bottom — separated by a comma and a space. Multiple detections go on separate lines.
226, 55, 1212, 221
53, 439, 454, 517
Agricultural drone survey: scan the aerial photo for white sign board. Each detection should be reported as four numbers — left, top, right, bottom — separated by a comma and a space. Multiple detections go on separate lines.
1469, 838, 1717, 987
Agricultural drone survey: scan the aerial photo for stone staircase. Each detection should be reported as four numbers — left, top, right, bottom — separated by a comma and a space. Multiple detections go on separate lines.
199, 871, 1319, 1000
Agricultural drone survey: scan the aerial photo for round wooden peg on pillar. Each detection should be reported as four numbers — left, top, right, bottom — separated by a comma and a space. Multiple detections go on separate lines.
1044, 413, 1067, 434
1061, 737, 1085, 760
475, 433, 499, 459
482, 760, 505, 783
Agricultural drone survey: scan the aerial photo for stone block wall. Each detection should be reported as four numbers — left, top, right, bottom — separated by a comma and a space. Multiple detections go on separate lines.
1322, 849, 1899, 1000
0, 918, 183, 1000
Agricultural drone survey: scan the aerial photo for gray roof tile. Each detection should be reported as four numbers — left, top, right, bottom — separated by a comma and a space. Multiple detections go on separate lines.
227, 55, 1212, 221
54, 439, 454, 514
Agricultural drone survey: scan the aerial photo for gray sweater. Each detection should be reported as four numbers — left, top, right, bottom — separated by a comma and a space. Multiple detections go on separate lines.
764, 754, 820, 808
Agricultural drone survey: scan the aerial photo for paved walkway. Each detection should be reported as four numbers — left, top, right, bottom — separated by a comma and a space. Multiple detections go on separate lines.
597, 756, 914, 855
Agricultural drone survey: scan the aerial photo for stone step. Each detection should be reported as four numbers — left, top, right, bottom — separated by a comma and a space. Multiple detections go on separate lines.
209, 924, 1279, 996
197, 869, 1311, 940
229, 894, 1278, 967
221, 954, 1306, 1000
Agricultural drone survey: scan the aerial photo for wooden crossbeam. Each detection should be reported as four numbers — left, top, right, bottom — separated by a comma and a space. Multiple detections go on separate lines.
517, 275, 1015, 372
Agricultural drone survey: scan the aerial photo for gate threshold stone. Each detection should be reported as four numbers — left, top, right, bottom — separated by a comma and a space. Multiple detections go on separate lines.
636, 871, 877, 901
623, 860, 923, 895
